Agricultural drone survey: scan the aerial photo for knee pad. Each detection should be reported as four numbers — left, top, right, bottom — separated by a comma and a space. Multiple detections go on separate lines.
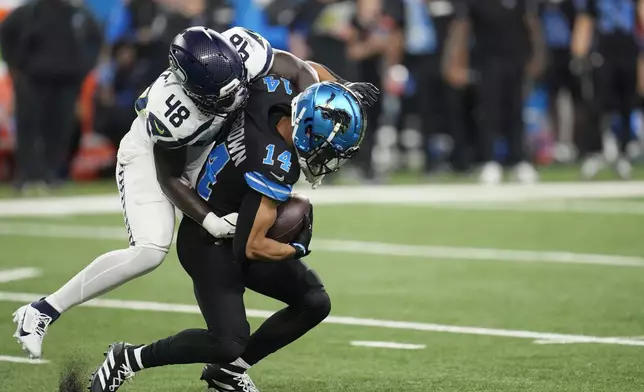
300, 290, 331, 324
129, 246, 167, 275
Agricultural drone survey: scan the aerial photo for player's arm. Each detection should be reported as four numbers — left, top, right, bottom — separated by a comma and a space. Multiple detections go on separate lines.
306, 61, 380, 107
306, 61, 346, 83
270, 49, 320, 91
443, 1, 471, 88
234, 191, 312, 262
153, 145, 236, 238
571, 0, 596, 58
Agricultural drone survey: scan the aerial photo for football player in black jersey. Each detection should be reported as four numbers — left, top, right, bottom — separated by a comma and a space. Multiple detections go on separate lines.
88, 78, 371, 392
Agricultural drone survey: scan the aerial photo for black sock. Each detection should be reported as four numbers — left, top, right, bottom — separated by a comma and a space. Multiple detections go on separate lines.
32, 298, 60, 323
138, 329, 246, 369
125, 345, 144, 372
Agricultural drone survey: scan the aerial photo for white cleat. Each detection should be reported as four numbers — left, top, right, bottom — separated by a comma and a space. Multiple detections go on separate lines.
478, 161, 503, 185
12, 304, 51, 359
581, 154, 606, 180
512, 162, 539, 184
615, 157, 632, 180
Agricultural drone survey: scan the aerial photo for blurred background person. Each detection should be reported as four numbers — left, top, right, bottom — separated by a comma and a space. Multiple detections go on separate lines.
0, 0, 101, 192
445, 0, 546, 185
539, 0, 587, 164
290, 0, 356, 80
572, 0, 643, 180
384, 0, 455, 176
345, 0, 390, 181
93, 39, 145, 177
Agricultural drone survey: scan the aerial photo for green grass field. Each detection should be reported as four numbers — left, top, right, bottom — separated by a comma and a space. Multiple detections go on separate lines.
1, 184, 644, 391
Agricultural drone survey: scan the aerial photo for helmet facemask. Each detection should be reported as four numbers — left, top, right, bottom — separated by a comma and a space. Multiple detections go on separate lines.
183, 81, 248, 116
291, 93, 361, 188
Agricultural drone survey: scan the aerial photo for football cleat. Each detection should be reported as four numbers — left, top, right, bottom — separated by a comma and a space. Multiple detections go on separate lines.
201, 363, 259, 392
88, 343, 136, 392
12, 304, 52, 359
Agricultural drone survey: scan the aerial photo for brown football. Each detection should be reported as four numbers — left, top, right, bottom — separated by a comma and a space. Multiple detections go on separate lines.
267, 193, 311, 244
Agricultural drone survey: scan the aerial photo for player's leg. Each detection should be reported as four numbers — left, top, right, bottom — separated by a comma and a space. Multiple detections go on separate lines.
505, 60, 538, 183
13, 147, 175, 358
133, 227, 250, 368
613, 54, 638, 179
202, 258, 330, 389
88, 224, 249, 392
476, 58, 505, 184
13, 75, 42, 188
40, 82, 80, 184
581, 57, 613, 179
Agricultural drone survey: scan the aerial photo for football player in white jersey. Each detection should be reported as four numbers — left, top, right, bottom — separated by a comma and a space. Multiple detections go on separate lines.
11, 26, 379, 359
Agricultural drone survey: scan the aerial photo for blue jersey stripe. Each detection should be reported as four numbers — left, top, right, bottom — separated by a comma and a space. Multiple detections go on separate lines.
244, 171, 292, 202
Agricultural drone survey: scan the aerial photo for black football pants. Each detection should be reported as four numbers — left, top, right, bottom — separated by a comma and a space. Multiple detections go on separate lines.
477, 57, 527, 165
13, 74, 80, 185
403, 54, 450, 171
585, 52, 638, 155
139, 219, 331, 368
545, 49, 589, 155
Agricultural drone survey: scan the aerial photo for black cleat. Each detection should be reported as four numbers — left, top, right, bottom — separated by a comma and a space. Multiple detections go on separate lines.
201, 363, 259, 392
88, 343, 136, 392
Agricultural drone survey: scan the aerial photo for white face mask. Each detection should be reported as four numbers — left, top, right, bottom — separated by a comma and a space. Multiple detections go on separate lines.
290, 92, 322, 188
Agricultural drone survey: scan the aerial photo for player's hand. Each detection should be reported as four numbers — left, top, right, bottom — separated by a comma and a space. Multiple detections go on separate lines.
290, 205, 313, 259
203, 212, 238, 238
345, 82, 380, 107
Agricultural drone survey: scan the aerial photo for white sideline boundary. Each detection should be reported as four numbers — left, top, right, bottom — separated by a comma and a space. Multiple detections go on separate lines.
1, 223, 643, 267
1, 182, 644, 217
0, 291, 642, 348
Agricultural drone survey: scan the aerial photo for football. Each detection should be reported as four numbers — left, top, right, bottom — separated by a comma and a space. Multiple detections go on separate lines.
267, 193, 310, 243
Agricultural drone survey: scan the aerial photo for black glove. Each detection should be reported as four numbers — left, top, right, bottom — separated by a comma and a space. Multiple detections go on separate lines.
290, 205, 313, 259
345, 82, 380, 107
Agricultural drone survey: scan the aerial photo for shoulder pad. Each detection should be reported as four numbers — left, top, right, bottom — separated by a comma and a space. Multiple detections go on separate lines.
222, 27, 274, 82
139, 72, 218, 148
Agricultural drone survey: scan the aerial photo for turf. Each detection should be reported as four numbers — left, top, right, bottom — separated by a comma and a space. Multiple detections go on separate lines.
0, 201, 644, 391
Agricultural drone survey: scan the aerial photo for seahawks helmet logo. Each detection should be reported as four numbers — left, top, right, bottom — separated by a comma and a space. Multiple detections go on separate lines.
315, 93, 352, 135
169, 53, 188, 83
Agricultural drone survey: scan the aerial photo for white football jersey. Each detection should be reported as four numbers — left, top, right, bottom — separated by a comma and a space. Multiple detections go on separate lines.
119, 27, 274, 158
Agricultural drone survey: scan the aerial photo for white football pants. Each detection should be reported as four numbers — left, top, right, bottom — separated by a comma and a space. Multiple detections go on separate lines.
45, 149, 176, 313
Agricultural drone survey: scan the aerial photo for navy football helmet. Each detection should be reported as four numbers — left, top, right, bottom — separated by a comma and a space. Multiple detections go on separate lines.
169, 27, 248, 116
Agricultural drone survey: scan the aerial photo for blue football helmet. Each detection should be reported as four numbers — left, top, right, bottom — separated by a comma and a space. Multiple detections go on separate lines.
169, 27, 248, 116
291, 82, 366, 184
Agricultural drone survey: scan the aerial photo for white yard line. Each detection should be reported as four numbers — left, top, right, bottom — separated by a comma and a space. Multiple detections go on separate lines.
350, 341, 426, 350
0, 291, 642, 348
533, 336, 644, 345
427, 200, 644, 215
1, 182, 644, 217
0, 223, 641, 268
0, 355, 49, 365
0, 268, 42, 283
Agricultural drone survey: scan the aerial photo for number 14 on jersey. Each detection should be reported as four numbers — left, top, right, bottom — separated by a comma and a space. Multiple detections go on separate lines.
263, 144, 291, 172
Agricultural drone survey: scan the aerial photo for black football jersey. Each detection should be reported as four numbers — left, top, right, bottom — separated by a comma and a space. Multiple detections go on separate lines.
195, 75, 300, 216
455, 0, 536, 60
